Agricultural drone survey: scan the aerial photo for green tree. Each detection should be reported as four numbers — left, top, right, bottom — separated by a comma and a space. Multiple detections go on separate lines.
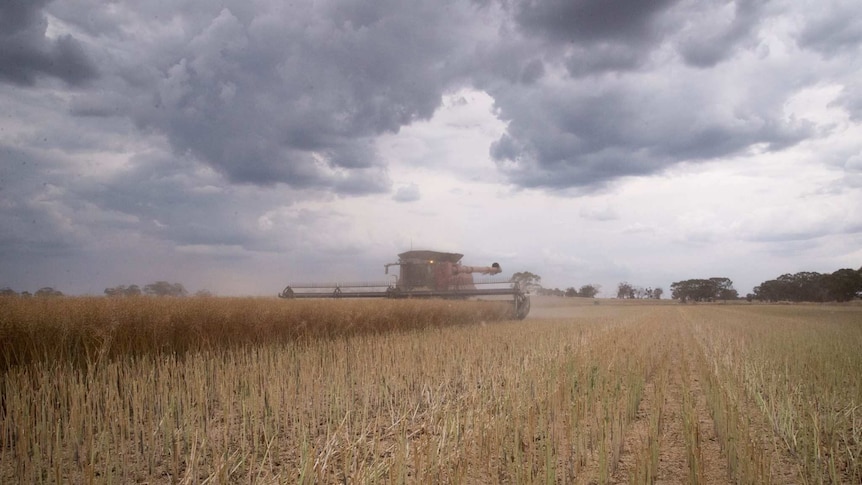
754, 272, 832, 302
710, 277, 738, 300
578, 284, 599, 298
671, 278, 736, 302
824, 268, 862, 302
35, 287, 64, 297
510, 271, 541, 291
617, 282, 635, 299
105, 285, 126, 296
143, 281, 188, 297
105, 284, 144, 297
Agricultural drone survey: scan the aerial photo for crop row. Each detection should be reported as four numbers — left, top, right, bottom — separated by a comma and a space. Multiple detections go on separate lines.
0, 297, 512, 370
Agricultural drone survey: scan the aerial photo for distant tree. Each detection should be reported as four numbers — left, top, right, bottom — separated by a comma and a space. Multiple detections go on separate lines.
671, 279, 708, 302
143, 281, 187, 297
536, 287, 564, 296
510, 271, 542, 291
105, 284, 144, 297
565, 287, 578, 297
0, 287, 17, 297
710, 277, 738, 300
578, 284, 600, 298
752, 279, 784, 302
754, 272, 831, 302
755, 268, 862, 302
617, 282, 635, 299
671, 278, 736, 302
824, 268, 862, 302
195, 289, 214, 297
20, 291, 32, 298
653, 287, 664, 299
35, 287, 64, 297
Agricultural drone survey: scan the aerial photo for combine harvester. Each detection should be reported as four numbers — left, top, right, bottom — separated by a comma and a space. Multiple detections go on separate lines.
279, 250, 530, 320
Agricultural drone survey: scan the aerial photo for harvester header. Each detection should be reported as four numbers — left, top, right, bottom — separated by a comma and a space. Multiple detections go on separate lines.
279, 250, 530, 319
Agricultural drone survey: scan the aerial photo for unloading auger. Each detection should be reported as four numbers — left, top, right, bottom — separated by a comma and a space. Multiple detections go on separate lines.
278, 250, 531, 320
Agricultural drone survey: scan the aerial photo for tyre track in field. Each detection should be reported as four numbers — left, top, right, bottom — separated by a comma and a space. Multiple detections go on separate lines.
609, 357, 664, 483
651, 328, 690, 483
564, 308, 668, 485
610, 310, 731, 484
683, 306, 805, 484
677, 316, 732, 485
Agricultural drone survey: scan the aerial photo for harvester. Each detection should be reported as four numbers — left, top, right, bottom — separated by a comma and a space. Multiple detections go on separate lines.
278, 250, 531, 319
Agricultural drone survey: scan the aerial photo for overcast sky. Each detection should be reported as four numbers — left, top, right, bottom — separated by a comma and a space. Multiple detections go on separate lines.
1, 0, 860, 297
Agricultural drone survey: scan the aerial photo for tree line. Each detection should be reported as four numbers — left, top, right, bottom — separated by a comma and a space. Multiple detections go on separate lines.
616, 282, 664, 299
670, 277, 737, 302
0, 287, 64, 298
669, 266, 862, 303
0, 281, 207, 298
510, 272, 601, 298
104, 281, 190, 297
750, 268, 862, 302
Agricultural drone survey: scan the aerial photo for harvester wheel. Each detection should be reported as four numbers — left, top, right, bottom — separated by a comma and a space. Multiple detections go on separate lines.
514, 293, 531, 320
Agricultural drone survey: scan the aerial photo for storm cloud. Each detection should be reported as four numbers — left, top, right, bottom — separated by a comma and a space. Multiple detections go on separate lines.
58, 1, 483, 192
0, 0, 97, 85
1, 0, 860, 295
10, 0, 849, 191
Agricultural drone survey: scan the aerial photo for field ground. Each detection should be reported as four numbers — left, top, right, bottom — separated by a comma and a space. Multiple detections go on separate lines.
2, 296, 861, 483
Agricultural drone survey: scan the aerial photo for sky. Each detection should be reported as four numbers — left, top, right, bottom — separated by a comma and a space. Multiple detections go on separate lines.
1, 0, 861, 297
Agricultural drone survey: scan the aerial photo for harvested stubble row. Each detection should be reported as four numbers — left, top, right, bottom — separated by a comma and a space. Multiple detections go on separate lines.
2, 297, 861, 483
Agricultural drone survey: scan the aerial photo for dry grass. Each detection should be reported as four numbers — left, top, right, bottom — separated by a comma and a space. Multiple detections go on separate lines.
1, 297, 860, 483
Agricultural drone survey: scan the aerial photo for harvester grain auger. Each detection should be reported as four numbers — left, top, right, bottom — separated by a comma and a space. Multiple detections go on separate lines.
278, 250, 531, 320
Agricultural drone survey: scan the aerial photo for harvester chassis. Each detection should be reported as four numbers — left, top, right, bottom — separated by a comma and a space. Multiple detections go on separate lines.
278, 250, 531, 320
278, 283, 530, 320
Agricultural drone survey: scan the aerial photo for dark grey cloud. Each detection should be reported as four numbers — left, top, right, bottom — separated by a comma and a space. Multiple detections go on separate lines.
504, 0, 680, 76
3, 0, 858, 296
0, 0, 97, 86
796, 0, 862, 56
488, 77, 813, 189
64, 1, 479, 193
519, 58, 545, 84
511, 0, 679, 44
5, 0, 851, 197
673, 0, 767, 68
14, 0, 823, 197
70, 151, 286, 253
0, 145, 84, 256
563, 43, 644, 77
475, 0, 833, 190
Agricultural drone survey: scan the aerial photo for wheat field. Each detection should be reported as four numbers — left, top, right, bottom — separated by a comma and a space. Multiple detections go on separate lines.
1, 296, 860, 483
